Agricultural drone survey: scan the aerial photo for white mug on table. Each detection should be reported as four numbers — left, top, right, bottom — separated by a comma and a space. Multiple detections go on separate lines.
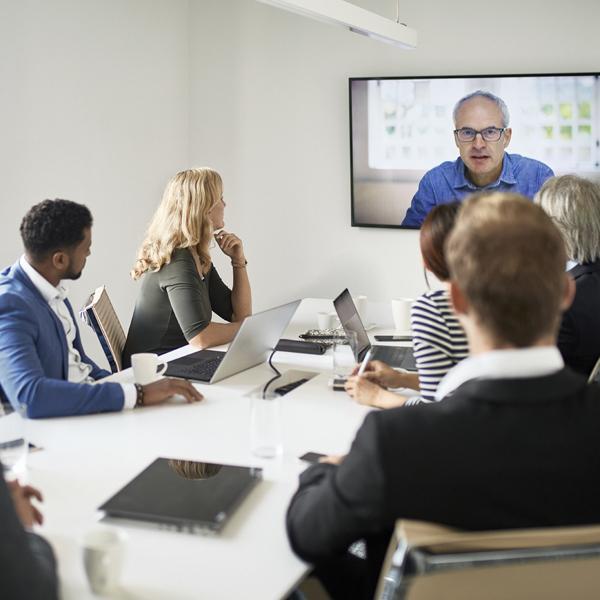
317, 311, 334, 330
391, 298, 414, 333
354, 295, 368, 325
131, 353, 167, 385
82, 528, 127, 595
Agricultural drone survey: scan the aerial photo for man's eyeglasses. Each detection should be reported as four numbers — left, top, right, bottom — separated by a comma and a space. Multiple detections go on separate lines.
454, 127, 506, 142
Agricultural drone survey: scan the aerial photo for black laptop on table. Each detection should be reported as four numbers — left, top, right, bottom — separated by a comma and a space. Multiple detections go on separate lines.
99, 458, 262, 534
333, 289, 416, 371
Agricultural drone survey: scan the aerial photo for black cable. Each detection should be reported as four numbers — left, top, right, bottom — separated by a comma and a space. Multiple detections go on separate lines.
262, 349, 281, 398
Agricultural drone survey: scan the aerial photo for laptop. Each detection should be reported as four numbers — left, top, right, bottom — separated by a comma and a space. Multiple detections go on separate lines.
99, 458, 262, 534
333, 289, 416, 370
164, 299, 300, 383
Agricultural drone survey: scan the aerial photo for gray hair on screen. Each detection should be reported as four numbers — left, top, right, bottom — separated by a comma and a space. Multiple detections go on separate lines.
453, 90, 510, 127
535, 174, 600, 263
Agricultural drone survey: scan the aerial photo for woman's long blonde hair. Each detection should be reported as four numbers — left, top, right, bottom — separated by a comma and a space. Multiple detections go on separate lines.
131, 168, 222, 279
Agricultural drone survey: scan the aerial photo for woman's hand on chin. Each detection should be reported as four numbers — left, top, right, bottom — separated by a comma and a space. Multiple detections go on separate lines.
214, 230, 246, 263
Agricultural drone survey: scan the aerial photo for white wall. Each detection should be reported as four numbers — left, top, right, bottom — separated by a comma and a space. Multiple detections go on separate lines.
189, 0, 600, 314
0, 0, 189, 365
2, 0, 600, 365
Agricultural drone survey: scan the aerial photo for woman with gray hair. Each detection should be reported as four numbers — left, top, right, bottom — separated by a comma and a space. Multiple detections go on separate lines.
536, 174, 600, 376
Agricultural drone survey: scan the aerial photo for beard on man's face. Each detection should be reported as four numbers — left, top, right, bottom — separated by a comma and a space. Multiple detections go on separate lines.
63, 264, 83, 280
68, 270, 83, 280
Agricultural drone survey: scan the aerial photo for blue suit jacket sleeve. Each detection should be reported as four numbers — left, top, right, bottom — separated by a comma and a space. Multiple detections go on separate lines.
401, 174, 436, 227
0, 294, 124, 418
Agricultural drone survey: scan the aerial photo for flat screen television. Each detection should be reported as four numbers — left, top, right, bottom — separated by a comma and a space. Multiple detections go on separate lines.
350, 73, 600, 229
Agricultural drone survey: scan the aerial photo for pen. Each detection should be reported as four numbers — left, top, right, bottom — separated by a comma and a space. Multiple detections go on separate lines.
357, 348, 373, 377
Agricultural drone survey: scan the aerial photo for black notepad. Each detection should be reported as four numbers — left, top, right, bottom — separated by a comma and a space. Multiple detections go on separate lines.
99, 458, 262, 533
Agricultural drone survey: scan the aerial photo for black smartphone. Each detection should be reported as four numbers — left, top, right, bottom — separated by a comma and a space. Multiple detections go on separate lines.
374, 334, 412, 342
299, 452, 326, 463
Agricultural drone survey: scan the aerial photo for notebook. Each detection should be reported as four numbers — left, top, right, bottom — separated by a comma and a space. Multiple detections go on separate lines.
99, 458, 262, 534
333, 289, 416, 371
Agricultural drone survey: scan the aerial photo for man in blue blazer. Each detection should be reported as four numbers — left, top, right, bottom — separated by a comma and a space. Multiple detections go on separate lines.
0, 199, 203, 418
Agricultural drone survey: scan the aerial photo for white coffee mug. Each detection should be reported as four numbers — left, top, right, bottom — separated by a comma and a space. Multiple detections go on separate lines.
317, 311, 334, 330
391, 298, 413, 333
82, 528, 127, 595
131, 353, 167, 385
354, 295, 368, 324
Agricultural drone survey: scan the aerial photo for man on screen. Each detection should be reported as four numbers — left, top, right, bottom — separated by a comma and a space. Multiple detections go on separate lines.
401, 90, 553, 227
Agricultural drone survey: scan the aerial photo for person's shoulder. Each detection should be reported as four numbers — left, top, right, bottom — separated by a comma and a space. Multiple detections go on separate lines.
412, 289, 449, 313
568, 261, 600, 282
159, 248, 196, 274
423, 159, 458, 178
170, 248, 194, 264
371, 397, 459, 439
507, 153, 553, 175
420, 288, 449, 302
0, 263, 35, 306
0, 261, 20, 286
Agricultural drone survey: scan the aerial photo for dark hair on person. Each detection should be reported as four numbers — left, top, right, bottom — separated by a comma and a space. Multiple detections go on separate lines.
419, 202, 461, 282
20, 199, 93, 261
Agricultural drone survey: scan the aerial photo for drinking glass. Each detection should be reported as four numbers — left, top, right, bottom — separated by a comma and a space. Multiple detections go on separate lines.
0, 402, 27, 479
250, 392, 282, 459
332, 331, 358, 378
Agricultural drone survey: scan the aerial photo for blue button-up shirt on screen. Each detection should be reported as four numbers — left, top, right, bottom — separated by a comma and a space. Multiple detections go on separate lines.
401, 153, 554, 228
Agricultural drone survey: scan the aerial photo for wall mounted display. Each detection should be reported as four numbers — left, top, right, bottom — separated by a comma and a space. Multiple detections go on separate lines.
350, 73, 600, 228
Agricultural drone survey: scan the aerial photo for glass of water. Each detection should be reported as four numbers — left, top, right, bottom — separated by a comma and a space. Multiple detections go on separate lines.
332, 331, 358, 379
0, 402, 28, 479
250, 392, 283, 459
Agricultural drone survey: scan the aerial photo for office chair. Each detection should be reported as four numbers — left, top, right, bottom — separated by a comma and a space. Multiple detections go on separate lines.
376, 519, 600, 600
80, 286, 126, 373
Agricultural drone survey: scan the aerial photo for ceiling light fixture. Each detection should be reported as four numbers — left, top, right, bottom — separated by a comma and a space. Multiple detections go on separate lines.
255, 0, 417, 49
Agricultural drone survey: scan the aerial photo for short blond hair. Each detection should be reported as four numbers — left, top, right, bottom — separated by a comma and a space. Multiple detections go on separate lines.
446, 192, 567, 347
131, 168, 222, 279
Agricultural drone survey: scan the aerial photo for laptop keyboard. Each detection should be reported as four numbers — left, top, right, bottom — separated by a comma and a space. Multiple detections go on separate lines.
167, 355, 224, 381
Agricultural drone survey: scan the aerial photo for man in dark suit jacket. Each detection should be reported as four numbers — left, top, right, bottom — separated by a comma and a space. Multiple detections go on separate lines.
286, 193, 600, 600
537, 175, 600, 377
0, 464, 58, 599
0, 199, 203, 418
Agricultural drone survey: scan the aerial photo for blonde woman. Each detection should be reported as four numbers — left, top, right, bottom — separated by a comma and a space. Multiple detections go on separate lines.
122, 168, 251, 367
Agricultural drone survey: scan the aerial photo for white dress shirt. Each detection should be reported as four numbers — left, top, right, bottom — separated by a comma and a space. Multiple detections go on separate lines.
20, 256, 135, 409
435, 346, 565, 401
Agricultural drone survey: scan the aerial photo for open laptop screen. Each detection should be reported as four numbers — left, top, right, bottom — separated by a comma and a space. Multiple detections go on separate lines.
333, 289, 371, 361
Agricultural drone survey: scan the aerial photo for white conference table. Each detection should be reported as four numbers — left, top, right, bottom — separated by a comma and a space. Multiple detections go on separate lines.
25, 298, 405, 599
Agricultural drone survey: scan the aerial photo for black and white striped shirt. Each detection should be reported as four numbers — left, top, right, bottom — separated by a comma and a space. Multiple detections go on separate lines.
406, 289, 468, 404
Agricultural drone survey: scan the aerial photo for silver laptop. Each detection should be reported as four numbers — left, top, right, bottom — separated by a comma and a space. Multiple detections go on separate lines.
164, 299, 301, 383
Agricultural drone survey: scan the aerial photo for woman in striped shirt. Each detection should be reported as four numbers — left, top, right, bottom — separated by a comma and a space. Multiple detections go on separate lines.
346, 202, 468, 407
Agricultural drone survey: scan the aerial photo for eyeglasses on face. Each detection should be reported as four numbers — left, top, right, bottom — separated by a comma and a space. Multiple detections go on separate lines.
453, 127, 506, 142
